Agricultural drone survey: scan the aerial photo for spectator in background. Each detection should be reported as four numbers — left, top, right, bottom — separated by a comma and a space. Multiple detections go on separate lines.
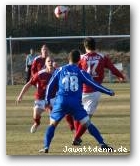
25, 48, 37, 82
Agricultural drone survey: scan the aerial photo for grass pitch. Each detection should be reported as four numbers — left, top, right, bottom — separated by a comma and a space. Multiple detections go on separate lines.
6, 83, 130, 155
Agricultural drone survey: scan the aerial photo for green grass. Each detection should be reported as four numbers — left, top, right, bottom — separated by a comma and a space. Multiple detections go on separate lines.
6, 83, 130, 155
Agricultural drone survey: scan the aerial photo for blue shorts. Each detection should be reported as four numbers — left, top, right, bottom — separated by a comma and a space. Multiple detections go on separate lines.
50, 95, 88, 122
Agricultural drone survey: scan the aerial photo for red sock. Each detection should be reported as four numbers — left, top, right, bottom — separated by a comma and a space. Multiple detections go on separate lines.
75, 124, 87, 140
33, 115, 41, 125
74, 120, 80, 131
65, 114, 74, 131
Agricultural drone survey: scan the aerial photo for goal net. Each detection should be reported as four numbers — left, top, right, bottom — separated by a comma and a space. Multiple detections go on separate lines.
6, 35, 130, 85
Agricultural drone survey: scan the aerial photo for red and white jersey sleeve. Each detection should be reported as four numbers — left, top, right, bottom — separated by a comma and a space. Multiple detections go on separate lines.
103, 55, 125, 79
30, 69, 56, 100
78, 52, 124, 93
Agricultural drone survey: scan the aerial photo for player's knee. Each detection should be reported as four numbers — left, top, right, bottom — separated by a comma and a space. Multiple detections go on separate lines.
50, 118, 59, 127
89, 114, 93, 119
85, 120, 91, 128
80, 116, 91, 127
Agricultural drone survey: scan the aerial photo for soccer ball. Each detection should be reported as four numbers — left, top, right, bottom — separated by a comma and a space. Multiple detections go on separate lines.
54, 6, 69, 19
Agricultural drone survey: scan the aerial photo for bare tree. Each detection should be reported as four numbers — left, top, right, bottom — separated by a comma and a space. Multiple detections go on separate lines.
35, 5, 40, 23
94, 5, 97, 21
108, 5, 122, 35
18, 5, 21, 25
108, 5, 112, 35
12, 5, 17, 26
26, 5, 30, 22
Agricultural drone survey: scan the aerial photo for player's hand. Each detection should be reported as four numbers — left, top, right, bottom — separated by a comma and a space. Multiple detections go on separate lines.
45, 100, 50, 107
15, 96, 22, 105
110, 90, 115, 96
118, 77, 123, 82
45, 105, 52, 113
118, 74, 127, 82
25, 68, 28, 72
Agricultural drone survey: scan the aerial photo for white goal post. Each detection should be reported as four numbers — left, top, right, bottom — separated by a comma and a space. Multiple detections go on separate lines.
6, 35, 130, 85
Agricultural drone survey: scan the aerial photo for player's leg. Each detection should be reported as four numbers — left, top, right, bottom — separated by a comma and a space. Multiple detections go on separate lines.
73, 103, 113, 151
39, 115, 65, 153
73, 92, 101, 144
73, 105, 104, 145
83, 92, 101, 116
65, 114, 75, 131
81, 117, 113, 151
30, 100, 45, 133
39, 118, 60, 153
39, 97, 65, 153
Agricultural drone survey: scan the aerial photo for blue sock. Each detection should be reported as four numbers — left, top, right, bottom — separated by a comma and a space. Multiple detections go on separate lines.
87, 123, 104, 144
44, 125, 55, 149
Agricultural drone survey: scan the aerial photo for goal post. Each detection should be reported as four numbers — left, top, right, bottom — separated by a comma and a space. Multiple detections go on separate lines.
6, 35, 130, 85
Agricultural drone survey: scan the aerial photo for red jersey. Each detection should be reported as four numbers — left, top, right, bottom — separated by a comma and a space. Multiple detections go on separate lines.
31, 55, 46, 76
30, 69, 56, 100
78, 52, 124, 93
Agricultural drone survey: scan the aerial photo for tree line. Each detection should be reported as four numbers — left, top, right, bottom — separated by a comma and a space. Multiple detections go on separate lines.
6, 5, 130, 37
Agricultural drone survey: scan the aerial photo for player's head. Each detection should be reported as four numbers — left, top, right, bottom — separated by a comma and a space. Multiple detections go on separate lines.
45, 56, 54, 70
30, 48, 34, 54
83, 37, 96, 50
68, 50, 80, 64
41, 44, 49, 58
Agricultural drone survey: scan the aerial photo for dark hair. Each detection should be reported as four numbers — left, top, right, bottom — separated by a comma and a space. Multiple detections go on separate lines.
41, 44, 48, 49
69, 50, 80, 63
84, 37, 96, 50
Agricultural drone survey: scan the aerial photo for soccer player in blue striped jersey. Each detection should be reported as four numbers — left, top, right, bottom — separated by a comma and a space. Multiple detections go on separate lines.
39, 50, 115, 153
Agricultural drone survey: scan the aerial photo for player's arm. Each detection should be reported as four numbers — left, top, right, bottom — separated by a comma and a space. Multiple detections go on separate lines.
16, 73, 38, 104
104, 56, 125, 81
80, 70, 115, 96
16, 81, 32, 104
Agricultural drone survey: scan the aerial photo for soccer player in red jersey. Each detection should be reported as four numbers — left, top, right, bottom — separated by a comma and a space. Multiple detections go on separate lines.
16, 56, 56, 133
31, 45, 72, 131
31, 44, 49, 76
72, 37, 126, 145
